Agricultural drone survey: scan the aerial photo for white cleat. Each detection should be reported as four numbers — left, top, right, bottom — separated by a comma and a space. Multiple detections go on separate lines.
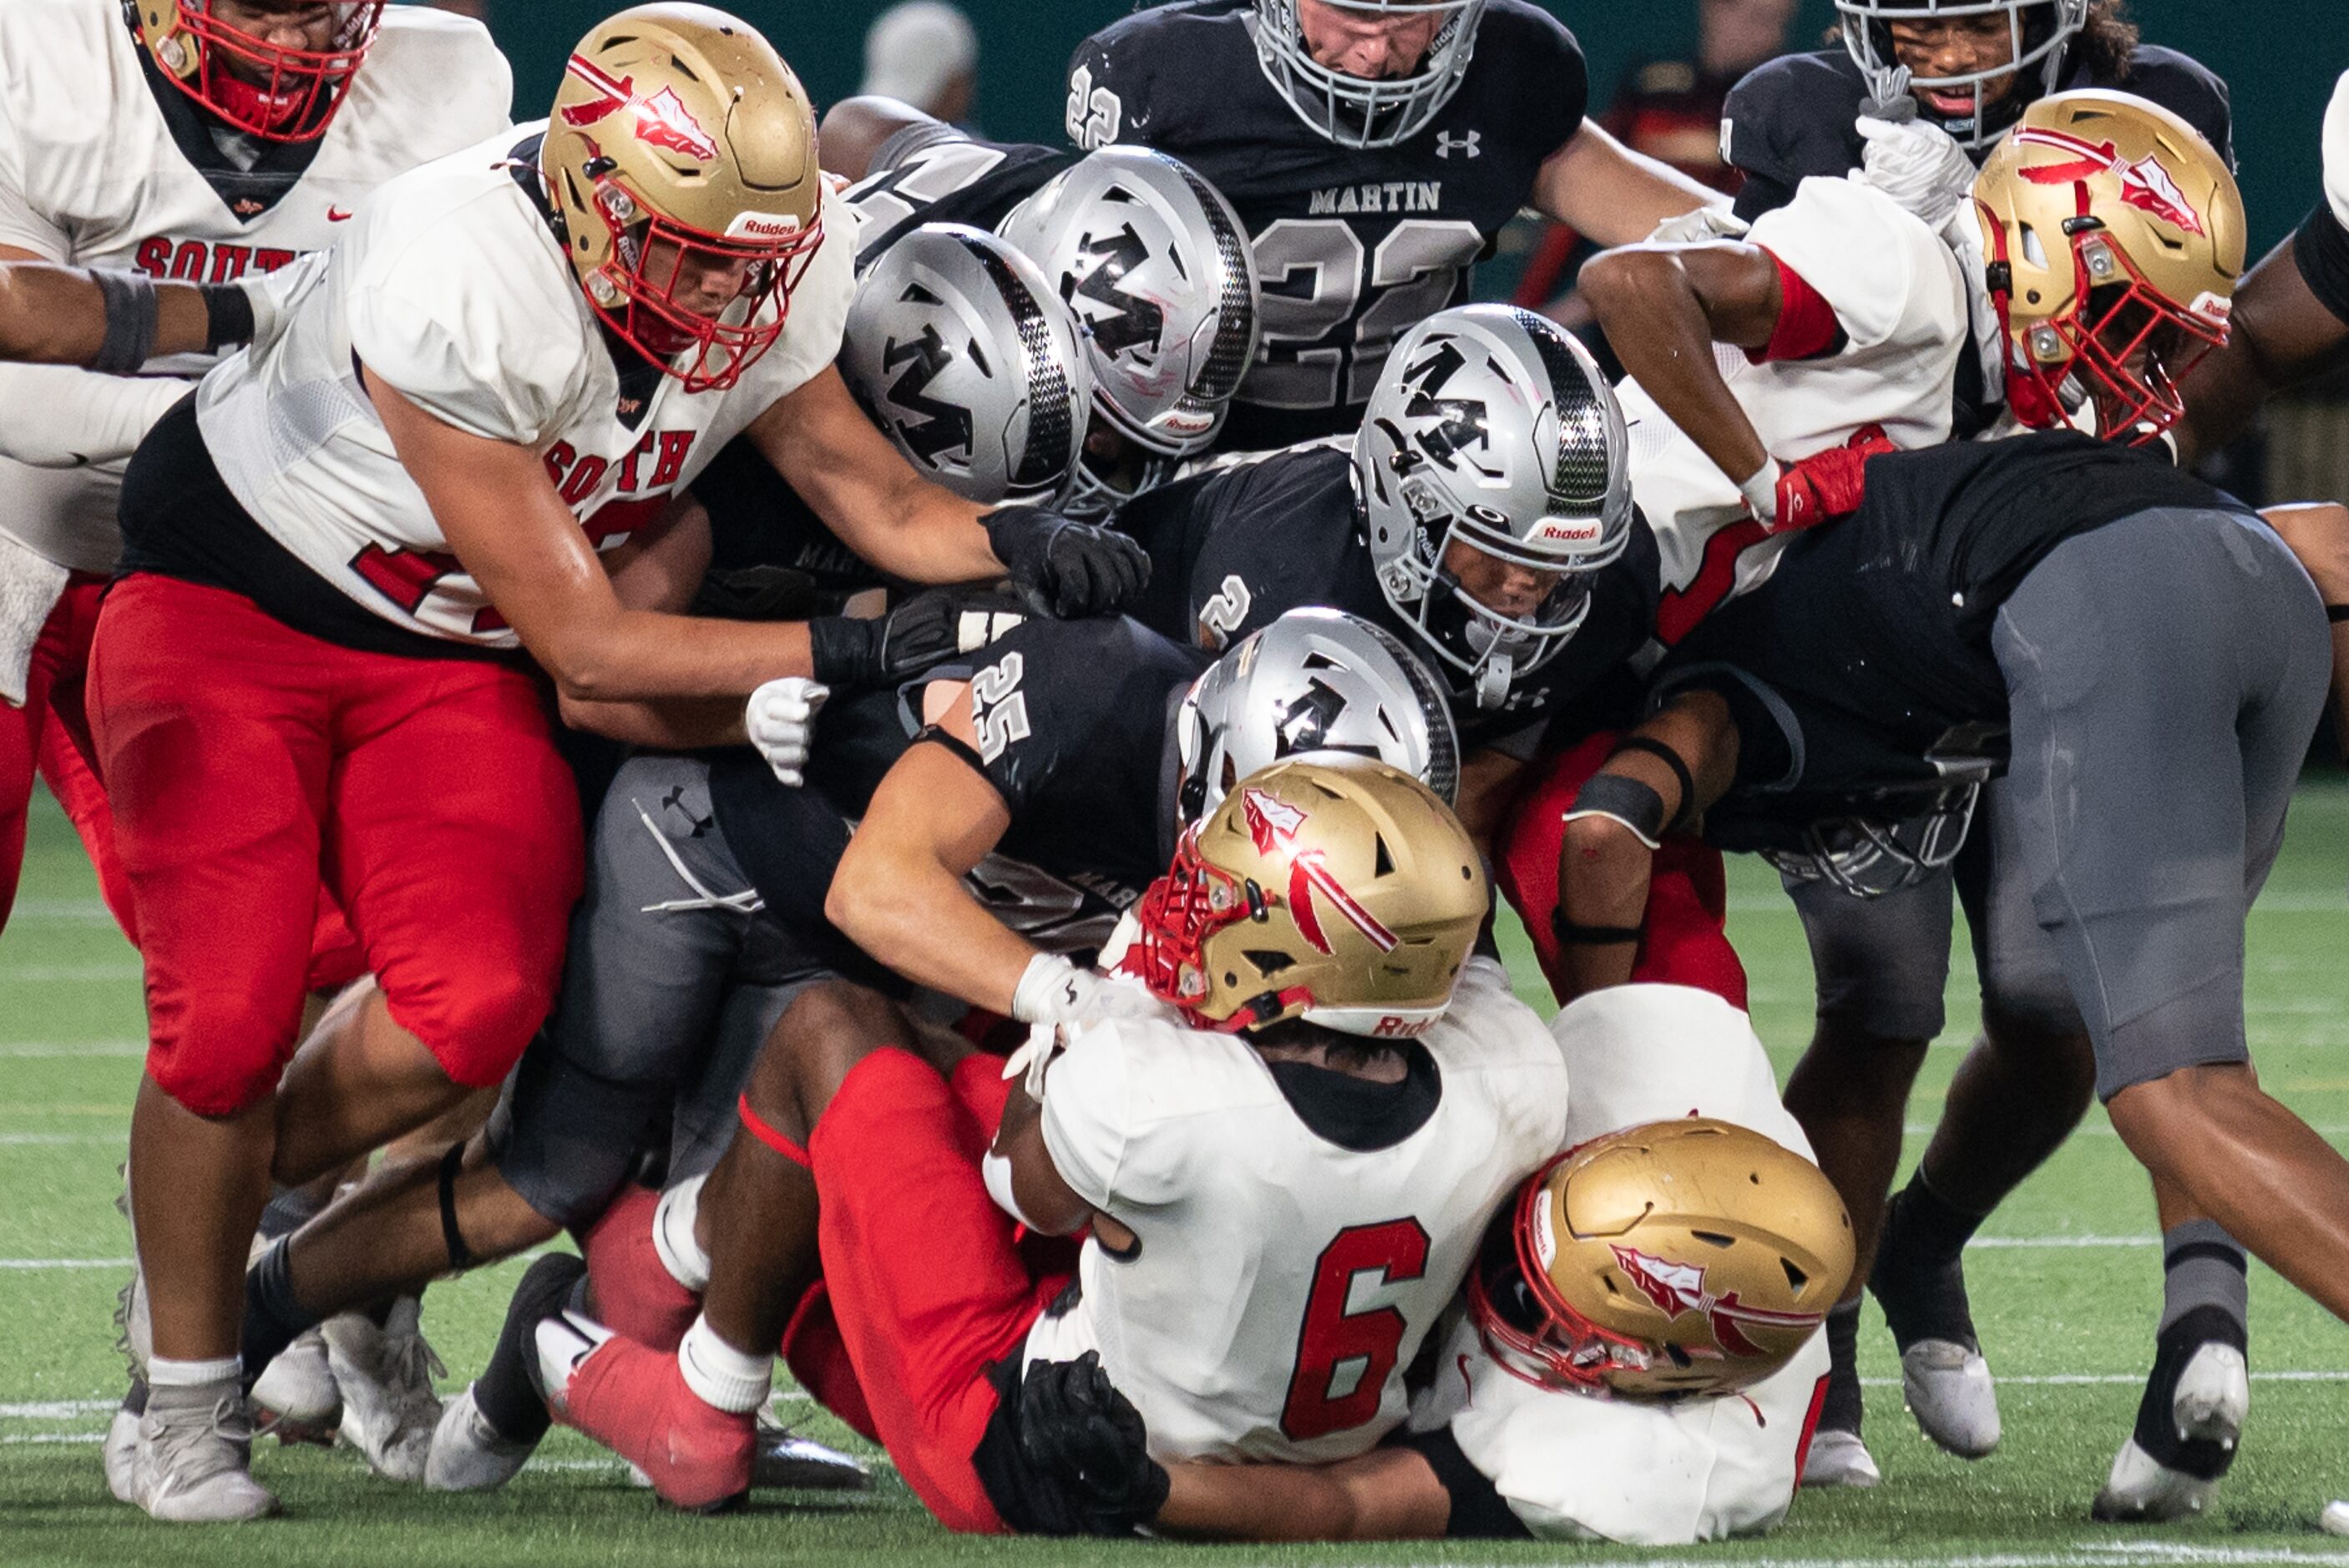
532, 1308, 611, 1416
132, 1386, 280, 1522
1900, 1338, 2001, 1458
104, 1383, 144, 1505
1800, 1428, 1881, 1489
324, 1298, 446, 1484
253, 1327, 341, 1439
423, 1383, 538, 1493
2092, 1342, 2249, 1522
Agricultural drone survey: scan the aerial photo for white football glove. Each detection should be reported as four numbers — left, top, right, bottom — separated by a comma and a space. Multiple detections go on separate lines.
1645, 203, 1749, 245
1002, 953, 1167, 1098
746, 675, 829, 787
1855, 113, 1978, 230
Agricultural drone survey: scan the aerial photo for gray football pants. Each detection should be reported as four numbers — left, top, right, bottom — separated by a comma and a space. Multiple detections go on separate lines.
486, 753, 832, 1227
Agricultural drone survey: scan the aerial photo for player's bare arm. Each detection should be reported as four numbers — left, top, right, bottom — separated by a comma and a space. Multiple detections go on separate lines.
1531, 119, 1726, 250
2177, 234, 2349, 463
0, 257, 237, 367
1555, 689, 1739, 999
817, 94, 940, 181
1579, 241, 1783, 491
365, 366, 822, 702
2261, 501, 2349, 761
823, 692, 1032, 1014
986, 1085, 1095, 1237
747, 365, 1002, 584
1451, 747, 1528, 851
552, 498, 756, 748
1154, 1446, 1450, 1541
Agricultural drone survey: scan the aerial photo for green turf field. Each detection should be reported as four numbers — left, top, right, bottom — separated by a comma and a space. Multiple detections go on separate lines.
3, 782, 2347, 1567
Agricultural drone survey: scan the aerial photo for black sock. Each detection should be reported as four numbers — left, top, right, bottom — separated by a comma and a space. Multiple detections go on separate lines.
1870, 1167, 1985, 1351
1819, 1299, 1865, 1435
239, 1236, 322, 1389
2129, 1303, 2248, 1479
473, 1256, 588, 1446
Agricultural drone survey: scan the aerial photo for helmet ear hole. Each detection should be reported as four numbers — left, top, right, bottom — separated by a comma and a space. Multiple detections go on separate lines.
1782, 1257, 1810, 1292
1372, 834, 1395, 878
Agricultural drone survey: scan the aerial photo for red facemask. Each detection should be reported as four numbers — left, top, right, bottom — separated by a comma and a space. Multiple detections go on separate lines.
156, 2, 383, 144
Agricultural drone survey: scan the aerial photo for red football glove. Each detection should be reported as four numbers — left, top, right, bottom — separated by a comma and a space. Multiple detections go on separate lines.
1770, 424, 1897, 533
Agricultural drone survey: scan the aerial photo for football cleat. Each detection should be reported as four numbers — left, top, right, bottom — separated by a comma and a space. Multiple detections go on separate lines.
1898, 1338, 2001, 1459
424, 1383, 538, 1494
752, 1411, 871, 1492
130, 1383, 279, 1523
324, 1297, 445, 1483
252, 1326, 340, 1441
2093, 1313, 2250, 1523
582, 1182, 701, 1353
556, 1328, 753, 1513
104, 1379, 146, 1505
1801, 1428, 1882, 1489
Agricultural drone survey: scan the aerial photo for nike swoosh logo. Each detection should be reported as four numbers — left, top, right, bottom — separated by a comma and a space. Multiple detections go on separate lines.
327, 207, 354, 222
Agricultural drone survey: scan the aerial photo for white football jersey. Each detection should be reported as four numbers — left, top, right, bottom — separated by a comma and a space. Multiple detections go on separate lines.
195, 123, 855, 646
0, 0, 512, 574
1617, 176, 1967, 649
1407, 985, 1830, 1544
2325, 69, 2349, 232
1019, 957, 1568, 1464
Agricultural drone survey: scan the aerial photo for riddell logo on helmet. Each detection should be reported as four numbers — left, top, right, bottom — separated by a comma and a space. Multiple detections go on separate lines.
1369, 1014, 1435, 1038
1532, 517, 1603, 545
2012, 126, 2205, 236
727, 211, 806, 240
562, 55, 720, 163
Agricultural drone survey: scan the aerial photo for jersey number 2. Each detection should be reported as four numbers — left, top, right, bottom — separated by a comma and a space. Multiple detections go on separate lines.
1279, 1218, 1430, 1441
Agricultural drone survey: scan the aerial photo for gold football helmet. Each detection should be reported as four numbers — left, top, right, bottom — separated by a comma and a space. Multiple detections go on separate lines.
542, 4, 827, 392
1972, 89, 2244, 443
1121, 753, 1487, 1037
1471, 1118, 1853, 1399
133, 2, 382, 143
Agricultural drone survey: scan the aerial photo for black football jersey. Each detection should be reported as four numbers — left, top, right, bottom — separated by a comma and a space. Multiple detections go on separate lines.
707, 616, 1207, 965
1119, 442, 1657, 753
1658, 431, 2248, 848
1724, 45, 2234, 222
685, 438, 882, 621
2294, 200, 2349, 327
844, 123, 1077, 271
1068, 0, 1587, 450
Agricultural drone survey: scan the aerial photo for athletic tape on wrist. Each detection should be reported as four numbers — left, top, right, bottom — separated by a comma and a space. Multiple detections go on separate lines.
91, 270, 159, 376
200, 282, 255, 352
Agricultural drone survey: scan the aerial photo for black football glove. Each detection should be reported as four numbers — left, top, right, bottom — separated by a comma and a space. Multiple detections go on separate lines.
806, 588, 1026, 693
982, 507, 1151, 619
1015, 1351, 1170, 1535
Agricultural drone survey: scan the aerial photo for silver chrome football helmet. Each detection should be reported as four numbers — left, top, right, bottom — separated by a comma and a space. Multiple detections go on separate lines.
1252, 0, 1488, 150
1835, 0, 2089, 149
1176, 607, 1461, 824
1356, 304, 1633, 711
842, 224, 1094, 507
998, 147, 1261, 470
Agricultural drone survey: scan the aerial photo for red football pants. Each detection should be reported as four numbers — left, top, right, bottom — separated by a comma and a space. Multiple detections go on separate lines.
1494, 729, 1749, 1009
1, 573, 364, 989
807, 1049, 1068, 1535
86, 574, 583, 1116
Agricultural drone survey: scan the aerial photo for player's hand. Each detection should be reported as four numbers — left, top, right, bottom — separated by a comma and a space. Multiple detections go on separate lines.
746, 676, 828, 787
1855, 114, 1977, 231
1646, 203, 1749, 245
1010, 953, 1164, 1030
806, 588, 1027, 694
1015, 1351, 1170, 1535
982, 505, 1151, 619
1769, 424, 1897, 533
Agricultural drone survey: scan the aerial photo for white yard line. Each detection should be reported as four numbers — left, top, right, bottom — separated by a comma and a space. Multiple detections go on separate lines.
0, 1258, 133, 1270
0, 1400, 117, 1419
0, 1042, 143, 1058
0, 1134, 119, 1146
0, 965, 142, 983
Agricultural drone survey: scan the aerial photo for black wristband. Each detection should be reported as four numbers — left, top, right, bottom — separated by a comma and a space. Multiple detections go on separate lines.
1610, 734, 1698, 831
91, 269, 159, 375
200, 282, 256, 352
1552, 908, 1643, 946
805, 615, 873, 689
2327, 604, 2349, 623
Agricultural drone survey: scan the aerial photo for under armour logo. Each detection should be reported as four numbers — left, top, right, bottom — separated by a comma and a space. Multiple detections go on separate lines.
1434, 130, 1481, 160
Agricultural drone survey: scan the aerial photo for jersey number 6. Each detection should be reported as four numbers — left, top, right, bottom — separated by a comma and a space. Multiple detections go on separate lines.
1279, 1217, 1431, 1441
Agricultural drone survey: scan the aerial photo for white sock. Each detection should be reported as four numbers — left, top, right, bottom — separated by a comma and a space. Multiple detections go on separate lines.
147, 1354, 240, 1389
652, 1175, 711, 1293
676, 1313, 768, 1415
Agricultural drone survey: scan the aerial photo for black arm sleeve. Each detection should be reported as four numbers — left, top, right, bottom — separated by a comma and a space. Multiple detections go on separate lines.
2293, 201, 2349, 327
1393, 1427, 1533, 1540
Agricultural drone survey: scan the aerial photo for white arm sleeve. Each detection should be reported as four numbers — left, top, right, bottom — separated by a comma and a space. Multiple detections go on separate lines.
0, 364, 187, 468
